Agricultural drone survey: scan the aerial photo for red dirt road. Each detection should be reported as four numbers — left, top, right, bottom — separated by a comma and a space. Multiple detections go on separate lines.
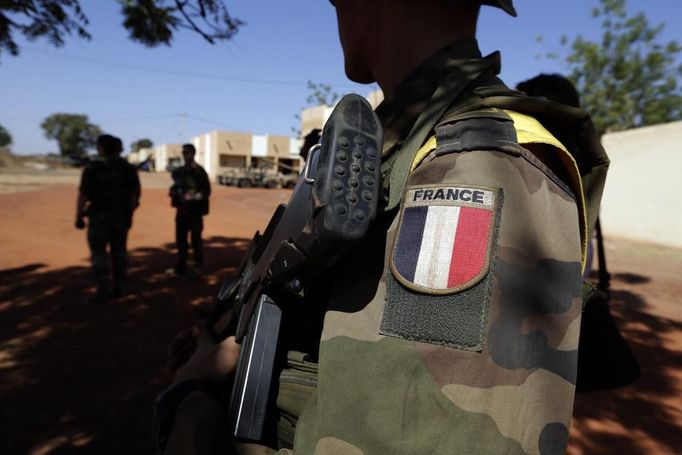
1, 174, 680, 454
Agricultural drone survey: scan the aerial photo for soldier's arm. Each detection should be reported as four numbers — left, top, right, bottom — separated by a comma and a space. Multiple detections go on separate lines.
162, 392, 232, 455
382, 123, 583, 452
311, 120, 584, 454
75, 168, 90, 228
202, 168, 211, 198
132, 166, 141, 210
159, 330, 285, 454
157, 330, 238, 453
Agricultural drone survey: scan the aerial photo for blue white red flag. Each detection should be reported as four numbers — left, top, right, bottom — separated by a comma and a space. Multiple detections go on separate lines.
391, 185, 498, 294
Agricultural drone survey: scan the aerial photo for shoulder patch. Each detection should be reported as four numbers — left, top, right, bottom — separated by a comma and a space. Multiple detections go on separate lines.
390, 184, 499, 295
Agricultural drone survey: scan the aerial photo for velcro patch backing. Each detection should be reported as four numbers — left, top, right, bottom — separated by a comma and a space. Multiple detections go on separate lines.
381, 185, 502, 350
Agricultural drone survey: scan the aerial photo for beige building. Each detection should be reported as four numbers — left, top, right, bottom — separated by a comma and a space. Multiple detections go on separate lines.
136, 143, 182, 172
127, 131, 303, 182
600, 120, 682, 248
300, 104, 335, 138
127, 146, 153, 166
190, 131, 303, 181
300, 89, 384, 138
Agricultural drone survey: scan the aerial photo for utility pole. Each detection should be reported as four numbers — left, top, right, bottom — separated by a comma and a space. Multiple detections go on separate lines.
179, 113, 187, 143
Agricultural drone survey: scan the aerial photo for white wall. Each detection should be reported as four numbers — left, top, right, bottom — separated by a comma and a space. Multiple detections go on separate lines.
600, 120, 682, 247
289, 137, 302, 157
252, 135, 267, 157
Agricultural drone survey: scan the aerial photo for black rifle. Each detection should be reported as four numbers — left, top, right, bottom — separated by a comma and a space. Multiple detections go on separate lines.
207, 94, 383, 441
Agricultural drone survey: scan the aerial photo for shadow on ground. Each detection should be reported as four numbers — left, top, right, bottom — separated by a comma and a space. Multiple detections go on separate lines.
0, 236, 249, 455
1, 236, 680, 454
571, 273, 682, 454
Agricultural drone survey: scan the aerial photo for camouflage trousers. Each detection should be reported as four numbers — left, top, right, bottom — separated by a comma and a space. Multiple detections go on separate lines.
87, 217, 129, 293
175, 212, 204, 274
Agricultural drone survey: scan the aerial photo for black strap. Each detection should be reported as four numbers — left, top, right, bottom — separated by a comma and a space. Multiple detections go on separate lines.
381, 53, 500, 211
594, 217, 611, 295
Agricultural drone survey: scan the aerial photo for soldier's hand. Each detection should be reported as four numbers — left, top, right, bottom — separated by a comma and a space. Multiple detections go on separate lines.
75, 217, 86, 230
169, 327, 241, 385
166, 326, 200, 374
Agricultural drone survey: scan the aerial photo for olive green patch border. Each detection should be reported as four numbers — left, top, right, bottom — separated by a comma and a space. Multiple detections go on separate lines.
389, 184, 500, 295
381, 189, 504, 351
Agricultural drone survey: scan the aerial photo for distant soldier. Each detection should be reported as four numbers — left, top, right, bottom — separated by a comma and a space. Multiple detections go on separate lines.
169, 144, 211, 276
75, 134, 141, 300
516, 73, 581, 109
299, 128, 321, 161
517, 73, 640, 392
515, 74, 590, 274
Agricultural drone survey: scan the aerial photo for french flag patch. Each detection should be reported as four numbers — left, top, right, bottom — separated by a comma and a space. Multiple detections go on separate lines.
391, 185, 499, 294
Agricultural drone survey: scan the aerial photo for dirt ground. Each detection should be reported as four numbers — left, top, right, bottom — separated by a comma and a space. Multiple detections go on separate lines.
0, 169, 680, 454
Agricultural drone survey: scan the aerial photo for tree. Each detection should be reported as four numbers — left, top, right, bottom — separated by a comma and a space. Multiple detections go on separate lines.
0, 123, 12, 147
542, 0, 682, 135
305, 80, 340, 107
131, 138, 154, 153
291, 80, 341, 136
41, 113, 102, 158
0, 0, 244, 60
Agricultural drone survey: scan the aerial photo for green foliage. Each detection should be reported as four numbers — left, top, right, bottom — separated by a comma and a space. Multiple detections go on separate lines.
0, 0, 243, 60
40, 113, 102, 158
292, 81, 341, 136
0, 0, 91, 57
0, 123, 12, 147
131, 137, 154, 153
119, 0, 243, 47
547, 0, 682, 135
305, 80, 340, 107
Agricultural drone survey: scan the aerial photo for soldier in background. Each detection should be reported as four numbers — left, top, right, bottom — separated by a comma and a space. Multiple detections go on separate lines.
169, 144, 211, 276
517, 73, 640, 392
299, 128, 321, 161
158, 0, 609, 453
75, 134, 140, 301
516, 73, 581, 110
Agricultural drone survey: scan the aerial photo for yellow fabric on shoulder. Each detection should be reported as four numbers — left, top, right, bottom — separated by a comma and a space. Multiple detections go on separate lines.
505, 110, 568, 152
504, 110, 588, 270
409, 112, 589, 271
410, 135, 438, 172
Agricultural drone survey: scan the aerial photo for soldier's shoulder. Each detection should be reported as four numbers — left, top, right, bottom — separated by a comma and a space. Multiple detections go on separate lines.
83, 157, 106, 172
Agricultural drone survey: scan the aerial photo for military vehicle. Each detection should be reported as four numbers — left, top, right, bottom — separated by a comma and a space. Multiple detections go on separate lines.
217, 158, 299, 189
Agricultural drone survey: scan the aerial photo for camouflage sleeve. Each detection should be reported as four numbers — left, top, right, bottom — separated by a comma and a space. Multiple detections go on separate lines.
296, 142, 582, 454
201, 167, 212, 198
132, 165, 141, 204
79, 165, 92, 197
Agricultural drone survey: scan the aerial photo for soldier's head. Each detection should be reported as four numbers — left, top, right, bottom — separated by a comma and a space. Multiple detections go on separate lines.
332, 0, 515, 92
97, 134, 123, 157
516, 73, 581, 108
182, 143, 196, 166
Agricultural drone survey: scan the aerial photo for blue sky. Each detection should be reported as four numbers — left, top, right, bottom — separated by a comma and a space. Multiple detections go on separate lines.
1, 0, 681, 155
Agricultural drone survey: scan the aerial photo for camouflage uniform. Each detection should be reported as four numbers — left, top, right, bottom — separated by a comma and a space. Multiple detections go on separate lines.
80, 155, 141, 294
163, 39, 608, 455
277, 39, 607, 455
171, 163, 211, 274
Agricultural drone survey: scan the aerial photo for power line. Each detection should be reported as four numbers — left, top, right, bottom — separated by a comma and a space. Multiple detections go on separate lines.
2, 112, 250, 133
23, 47, 358, 89
99, 114, 181, 123
185, 114, 247, 132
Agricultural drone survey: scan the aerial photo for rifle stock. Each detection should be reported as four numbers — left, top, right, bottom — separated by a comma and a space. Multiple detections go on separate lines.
207, 94, 383, 441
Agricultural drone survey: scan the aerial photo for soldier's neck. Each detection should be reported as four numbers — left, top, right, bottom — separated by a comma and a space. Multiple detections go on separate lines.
371, 9, 478, 96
